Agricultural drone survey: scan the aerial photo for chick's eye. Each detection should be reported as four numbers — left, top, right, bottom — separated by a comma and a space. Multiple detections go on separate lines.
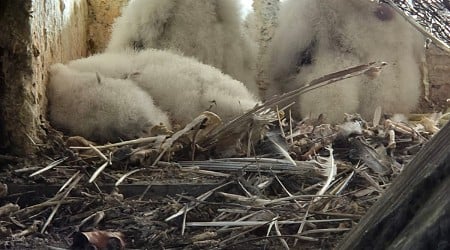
132, 40, 144, 50
295, 39, 316, 71
296, 48, 313, 67
374, 3, 394, 21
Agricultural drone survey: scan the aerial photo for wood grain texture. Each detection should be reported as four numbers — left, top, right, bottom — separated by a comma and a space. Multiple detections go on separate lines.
338, 121, 450, 249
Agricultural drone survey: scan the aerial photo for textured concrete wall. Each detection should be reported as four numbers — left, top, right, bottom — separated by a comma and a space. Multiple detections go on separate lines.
426, 45, 450, 107
87, 0, 128, 53
252, 0, 280, 100
0, 0, 88, 155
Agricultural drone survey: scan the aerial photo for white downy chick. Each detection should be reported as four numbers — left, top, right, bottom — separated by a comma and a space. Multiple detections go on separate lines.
346, 2, 424, 118
50, 49, 259, 127
66, 52, 134, 79
47, 63, 170, 143
106, 0, 258, 93
268, 0, 424, 123
129, 49, 260, 126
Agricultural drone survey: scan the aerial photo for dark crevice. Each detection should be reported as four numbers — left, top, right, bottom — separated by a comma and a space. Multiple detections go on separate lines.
296, 39, 317, 69
0, 47, 8, 153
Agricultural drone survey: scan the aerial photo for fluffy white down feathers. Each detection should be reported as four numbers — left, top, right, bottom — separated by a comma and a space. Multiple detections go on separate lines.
47, 50, 259, 142
49, 0, 260, 143
268, 0, 424, 122
107, 0, 258, 93
47, 0, 426, 143
130, 50, 259, 125
47, 63, 170, 143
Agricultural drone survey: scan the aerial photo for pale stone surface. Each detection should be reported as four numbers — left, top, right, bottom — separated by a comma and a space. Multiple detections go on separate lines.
426, 44, 450, 106
426, 45, 450, 86
252, 0, 280, 100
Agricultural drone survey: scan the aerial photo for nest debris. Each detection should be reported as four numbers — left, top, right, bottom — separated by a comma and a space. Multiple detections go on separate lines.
1, 62, 448, 249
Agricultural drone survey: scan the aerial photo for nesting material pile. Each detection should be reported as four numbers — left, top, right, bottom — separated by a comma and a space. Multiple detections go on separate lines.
1, 64, 448, 249
1, 1, 450, 249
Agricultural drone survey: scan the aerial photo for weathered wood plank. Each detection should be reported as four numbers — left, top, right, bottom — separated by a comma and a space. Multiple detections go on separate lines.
338, 121, 450, 250
0, 0, 88, 155
389, 175, 450, 249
